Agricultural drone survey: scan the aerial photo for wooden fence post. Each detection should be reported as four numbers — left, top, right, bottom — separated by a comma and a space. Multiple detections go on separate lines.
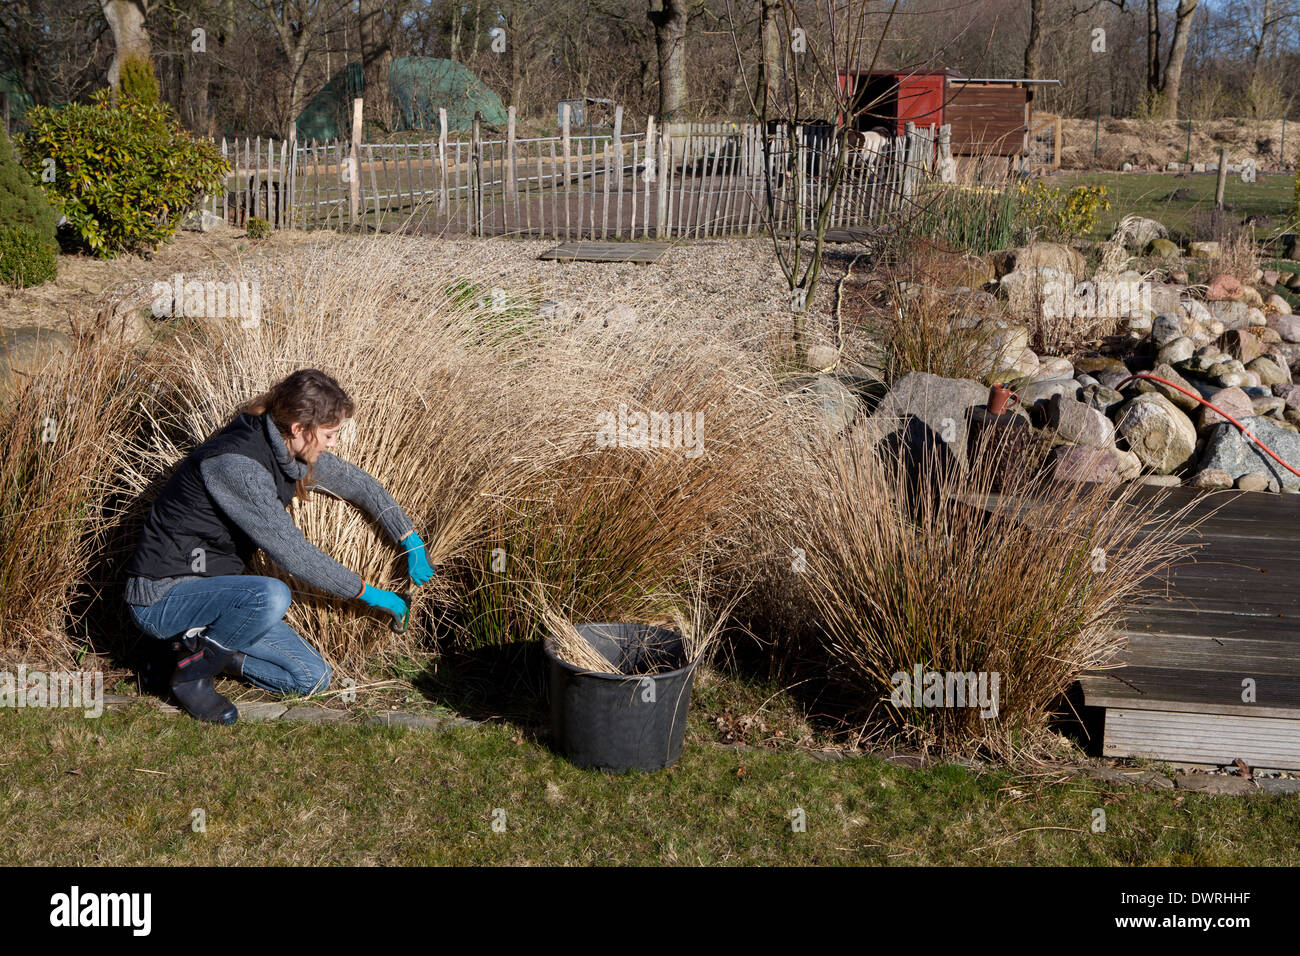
561, 103, 571, 240
506, 105, 516, 202
438, 108, 449, 214
471, 110, 483, 237
613, 105, 624, 239
349, 97, 363, 227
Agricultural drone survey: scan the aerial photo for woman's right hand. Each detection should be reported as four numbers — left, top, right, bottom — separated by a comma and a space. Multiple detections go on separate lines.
357, 583, 408, 623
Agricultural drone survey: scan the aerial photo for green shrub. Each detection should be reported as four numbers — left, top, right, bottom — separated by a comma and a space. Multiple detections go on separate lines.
0, 224, 58, 287
1014, 181, 1110, 243
118, 54, 159, 106
19, 89, 228, 257
245, 216, 271, 240
0, 127, 58, 236
0, 126, 57, 286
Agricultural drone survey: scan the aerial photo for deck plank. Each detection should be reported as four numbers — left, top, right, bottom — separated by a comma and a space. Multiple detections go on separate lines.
537, 241, 671, 263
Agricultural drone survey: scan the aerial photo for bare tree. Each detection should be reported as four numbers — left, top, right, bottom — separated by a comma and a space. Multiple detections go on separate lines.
1024, 0, 1043, 78
728, 0, 901, 364
649, 0, 689, 119
101, 0, 153, 89
242, 0, 348, 136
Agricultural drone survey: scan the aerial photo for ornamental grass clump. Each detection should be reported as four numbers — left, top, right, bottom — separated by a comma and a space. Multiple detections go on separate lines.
0, 335, 149, 666
453, 323, 796, 656
104, 235, 802, 680
104, 237, 551, 673
789, 424, 1201, 760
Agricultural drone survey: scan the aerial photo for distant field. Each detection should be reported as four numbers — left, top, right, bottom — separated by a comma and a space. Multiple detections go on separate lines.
1052, 170, 1295, 242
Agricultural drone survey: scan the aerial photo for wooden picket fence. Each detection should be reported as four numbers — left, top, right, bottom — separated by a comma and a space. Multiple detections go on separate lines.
203, 109, 950, 240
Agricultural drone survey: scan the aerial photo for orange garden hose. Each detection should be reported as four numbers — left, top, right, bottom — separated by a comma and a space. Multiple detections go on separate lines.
1114, 372, 1300, 480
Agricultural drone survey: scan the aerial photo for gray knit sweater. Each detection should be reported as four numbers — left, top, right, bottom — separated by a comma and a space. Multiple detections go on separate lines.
124, 414, 415, 606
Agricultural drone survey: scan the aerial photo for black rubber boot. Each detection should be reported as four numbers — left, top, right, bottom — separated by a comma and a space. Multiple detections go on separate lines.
220, 651, 247, 679
170, 628, 239, 725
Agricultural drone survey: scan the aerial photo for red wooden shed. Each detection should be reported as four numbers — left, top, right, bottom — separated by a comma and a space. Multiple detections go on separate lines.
836, 70, 1059, 158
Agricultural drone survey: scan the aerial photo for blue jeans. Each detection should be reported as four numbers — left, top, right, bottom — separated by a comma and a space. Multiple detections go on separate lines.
127, 575, 332, 696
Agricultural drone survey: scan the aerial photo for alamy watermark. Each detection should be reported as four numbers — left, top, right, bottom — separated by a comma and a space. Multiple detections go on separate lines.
594, 403, 704, 458
151, 273, 262, 328
1, 665, 104, 718
1040, 276, 1153, 321
890, 665, 1000, 719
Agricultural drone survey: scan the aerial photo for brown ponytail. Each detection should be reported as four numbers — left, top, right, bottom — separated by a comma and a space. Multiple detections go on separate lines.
237, 368, 355, 500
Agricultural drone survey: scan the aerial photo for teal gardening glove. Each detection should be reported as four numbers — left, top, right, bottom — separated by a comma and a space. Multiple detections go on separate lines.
357, 582, 408, 626
400, 529, 436, 585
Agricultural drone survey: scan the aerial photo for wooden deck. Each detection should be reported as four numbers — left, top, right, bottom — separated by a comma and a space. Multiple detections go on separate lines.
537, 241, 672, 263
1080, 487, 1300, 770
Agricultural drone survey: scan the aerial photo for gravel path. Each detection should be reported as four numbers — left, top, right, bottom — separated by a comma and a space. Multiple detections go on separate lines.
0, 229, 860, 355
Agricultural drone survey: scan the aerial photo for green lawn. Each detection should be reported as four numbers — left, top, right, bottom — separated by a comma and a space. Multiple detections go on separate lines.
1053, 171, 1295, 242
3, 678, 1299, 866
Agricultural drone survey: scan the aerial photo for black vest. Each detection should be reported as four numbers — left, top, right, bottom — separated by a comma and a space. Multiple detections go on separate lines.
125, 412, 298, 580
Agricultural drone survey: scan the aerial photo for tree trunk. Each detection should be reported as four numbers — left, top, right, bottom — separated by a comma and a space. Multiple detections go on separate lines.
759, 0, 781, 115
1023, 0, 1043, 80
359, 0, 392, 130
648, 0, 688, 120
1146, 0, 1161, 96
1160, 0, 1200, 119
1249, 0, 1273, 86
100, 0, 151, 90
450, 3, 461, 61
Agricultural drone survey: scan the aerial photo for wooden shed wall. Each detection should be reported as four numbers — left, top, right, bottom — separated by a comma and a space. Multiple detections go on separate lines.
945, 83, 1030, 156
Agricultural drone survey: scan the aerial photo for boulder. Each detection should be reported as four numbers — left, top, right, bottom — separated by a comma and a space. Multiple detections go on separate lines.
810, 375, 861, 433
1190, 468, 1233, 490
1080, 383, 1125, 416
1205, 274, 1244, 302
1031, 356, 1075, 381
1157, 336, 1195, 365
1047, 445, 1119, 483
1268, 314, 1300, 343
1207, 300, 1253, 330
870, 371, 989, 465
1047, 393, 1115, 447
181, 209, 224, 232
1265, 294, 1293, 316
1135, 363, 1201, 413
1018, 377, 1080, 410
1187, 241, 1221, 258
1145, 238, 1181, 260
990, 243, 1086, 280
1247, 355, 1290, 387
1197, 386, 1253, 432
1114, 217, 1169, 251
1114, 448, 1143, 480
1199, 416, 1300, 492
1236, 473, 1277, 493
0, 327, 73, 399
1216, 329, 1264, 364
1151, 312, 1185, 348
996, 266, 1065, 312
1252, 395, 1286, 417
1114, 392, 1197, 474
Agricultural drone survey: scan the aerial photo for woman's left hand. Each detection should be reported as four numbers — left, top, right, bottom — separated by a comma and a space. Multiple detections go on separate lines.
401, 530, 436, 585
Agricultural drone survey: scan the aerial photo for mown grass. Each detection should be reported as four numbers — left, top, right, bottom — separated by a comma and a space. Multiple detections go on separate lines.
1054, 171, 1295, 241
3, 697, 1299, 866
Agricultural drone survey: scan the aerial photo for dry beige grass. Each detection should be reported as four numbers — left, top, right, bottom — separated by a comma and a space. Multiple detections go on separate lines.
101, 234, 817, 680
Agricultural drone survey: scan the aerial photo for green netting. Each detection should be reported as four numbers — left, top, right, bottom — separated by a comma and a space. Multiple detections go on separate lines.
389, 57, 506, 133
296, 62, 363, 142
0, 71, 35, 124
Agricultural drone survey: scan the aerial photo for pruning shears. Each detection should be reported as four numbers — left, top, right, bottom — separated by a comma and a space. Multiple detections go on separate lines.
390, 588, 415, 634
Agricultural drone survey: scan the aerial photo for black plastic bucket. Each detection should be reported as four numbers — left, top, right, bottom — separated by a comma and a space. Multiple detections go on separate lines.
544, 622, 698, 773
